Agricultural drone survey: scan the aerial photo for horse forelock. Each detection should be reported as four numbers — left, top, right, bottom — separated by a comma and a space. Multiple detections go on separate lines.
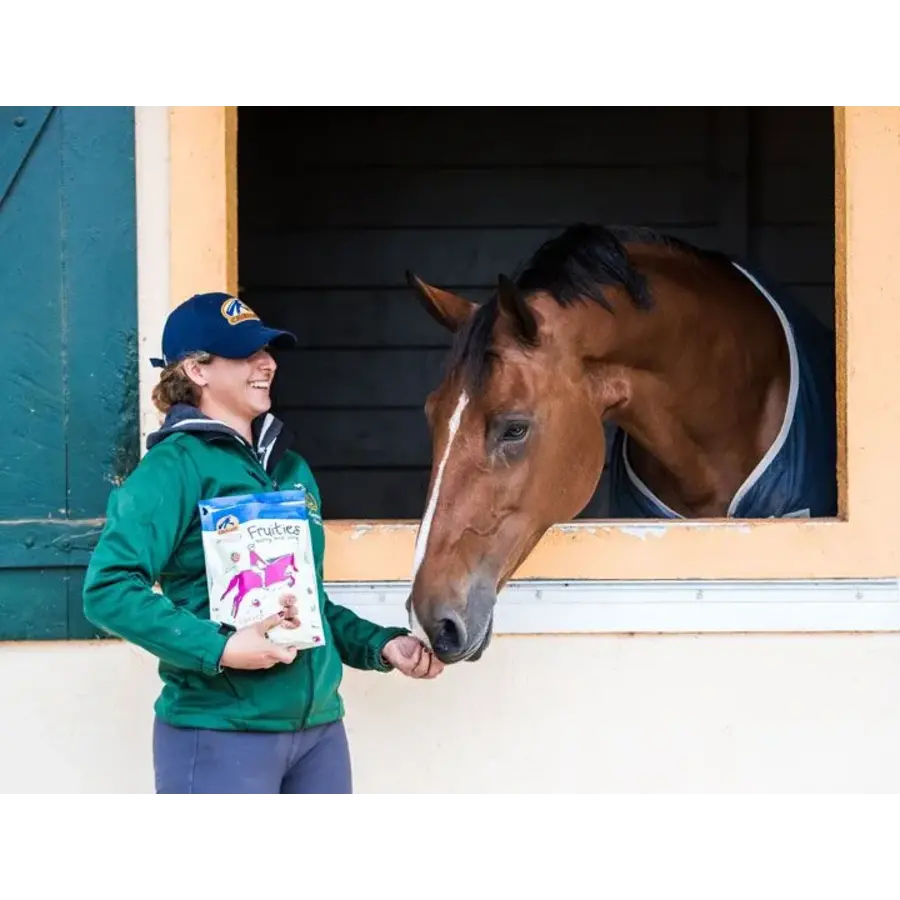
446, 299, 501, 396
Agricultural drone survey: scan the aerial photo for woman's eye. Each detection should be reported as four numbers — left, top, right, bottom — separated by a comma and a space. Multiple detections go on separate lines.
501, 422, 529, 442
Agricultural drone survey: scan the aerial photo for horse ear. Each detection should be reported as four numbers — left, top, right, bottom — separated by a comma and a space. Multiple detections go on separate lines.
406, 271, 475, 333
497, 274, 538, 345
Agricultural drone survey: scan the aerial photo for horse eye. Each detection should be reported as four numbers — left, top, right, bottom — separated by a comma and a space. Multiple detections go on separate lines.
501, 422, 529, 443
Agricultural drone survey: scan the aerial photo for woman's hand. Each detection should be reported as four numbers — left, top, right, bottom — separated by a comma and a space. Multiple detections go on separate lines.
220, 595, 301, 671
381, 635, 445, 679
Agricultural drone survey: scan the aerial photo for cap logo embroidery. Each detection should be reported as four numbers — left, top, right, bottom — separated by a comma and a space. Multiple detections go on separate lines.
220, 297, 260, 326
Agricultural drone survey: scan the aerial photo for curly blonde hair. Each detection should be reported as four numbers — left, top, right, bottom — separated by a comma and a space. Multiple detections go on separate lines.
151, 351, 213, 414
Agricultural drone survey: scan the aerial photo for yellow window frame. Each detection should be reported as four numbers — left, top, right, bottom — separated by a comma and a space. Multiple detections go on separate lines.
167, 106, 898, 584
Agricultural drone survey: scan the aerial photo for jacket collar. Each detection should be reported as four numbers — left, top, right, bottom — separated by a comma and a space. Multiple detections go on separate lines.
146, 403, 293, 474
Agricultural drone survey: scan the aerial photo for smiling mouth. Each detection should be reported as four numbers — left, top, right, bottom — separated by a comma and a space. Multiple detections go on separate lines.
249, 380, 270, 391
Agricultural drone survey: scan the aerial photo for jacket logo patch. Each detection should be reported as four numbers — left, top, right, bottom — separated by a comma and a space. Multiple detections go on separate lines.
292, 484, 322, 521
220, 297, 260, 326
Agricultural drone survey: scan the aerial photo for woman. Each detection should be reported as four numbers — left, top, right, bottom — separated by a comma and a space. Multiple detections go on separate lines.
83, 291, 443, 794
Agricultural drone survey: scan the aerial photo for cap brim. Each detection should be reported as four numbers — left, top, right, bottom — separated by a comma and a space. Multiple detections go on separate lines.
207, 323, 297, 359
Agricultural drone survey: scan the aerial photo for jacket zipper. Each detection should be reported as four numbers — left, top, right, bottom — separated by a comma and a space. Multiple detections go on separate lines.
219, 432, 279, 490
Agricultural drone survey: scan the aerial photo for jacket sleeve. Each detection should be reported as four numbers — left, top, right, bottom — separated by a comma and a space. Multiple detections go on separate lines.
302, 468, 409, 671
82, 441, 230, 676
322, 594, 409, 672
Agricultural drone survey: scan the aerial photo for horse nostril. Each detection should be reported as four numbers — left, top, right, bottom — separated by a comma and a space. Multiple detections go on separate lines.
434, 619, 461, 655
431, 608, 467, 657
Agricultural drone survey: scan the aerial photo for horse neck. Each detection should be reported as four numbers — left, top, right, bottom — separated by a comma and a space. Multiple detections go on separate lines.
587, 252, 791, 516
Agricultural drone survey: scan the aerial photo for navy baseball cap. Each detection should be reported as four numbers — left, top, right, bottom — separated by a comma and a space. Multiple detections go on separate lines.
150, 292, 297, 368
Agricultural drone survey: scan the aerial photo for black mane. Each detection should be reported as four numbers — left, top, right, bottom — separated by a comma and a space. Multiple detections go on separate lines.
446, 224, 725, 393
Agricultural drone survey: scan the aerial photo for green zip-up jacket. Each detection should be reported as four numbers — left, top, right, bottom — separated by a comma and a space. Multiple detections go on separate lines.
82, 403, 409, 732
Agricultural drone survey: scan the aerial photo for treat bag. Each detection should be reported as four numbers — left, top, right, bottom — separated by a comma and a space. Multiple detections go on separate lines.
199, 488, 326, 650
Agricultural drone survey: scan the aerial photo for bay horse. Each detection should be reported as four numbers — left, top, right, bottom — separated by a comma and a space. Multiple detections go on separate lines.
405, 224, 837, 664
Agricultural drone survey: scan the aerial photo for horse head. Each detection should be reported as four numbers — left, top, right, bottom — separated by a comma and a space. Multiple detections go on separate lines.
405, 258, 627, 664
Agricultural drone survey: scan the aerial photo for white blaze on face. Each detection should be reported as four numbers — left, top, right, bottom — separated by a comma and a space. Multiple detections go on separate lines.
409, 390, 470, 646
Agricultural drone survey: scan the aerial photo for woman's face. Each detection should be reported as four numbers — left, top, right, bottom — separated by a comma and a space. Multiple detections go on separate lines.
187, 347, 277, 421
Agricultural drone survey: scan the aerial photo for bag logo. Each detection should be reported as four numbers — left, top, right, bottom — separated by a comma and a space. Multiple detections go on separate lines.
216, 514, 240, 534
220, 297, 260, 326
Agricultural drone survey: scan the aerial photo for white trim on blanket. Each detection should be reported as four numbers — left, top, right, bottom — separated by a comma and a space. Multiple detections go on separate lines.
621, 261, 801, 519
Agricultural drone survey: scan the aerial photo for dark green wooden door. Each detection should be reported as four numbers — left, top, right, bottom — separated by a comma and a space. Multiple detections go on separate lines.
0, 107, 138, 640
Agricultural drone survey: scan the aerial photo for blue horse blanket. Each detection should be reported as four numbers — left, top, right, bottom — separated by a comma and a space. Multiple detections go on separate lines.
605, 261, 838, 519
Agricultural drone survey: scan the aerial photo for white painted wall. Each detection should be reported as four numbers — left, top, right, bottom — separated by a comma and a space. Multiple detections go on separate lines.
3, 634, 900, 793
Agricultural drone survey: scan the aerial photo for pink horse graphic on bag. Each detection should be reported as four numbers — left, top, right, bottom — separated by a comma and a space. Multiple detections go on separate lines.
220, 548, 298, 619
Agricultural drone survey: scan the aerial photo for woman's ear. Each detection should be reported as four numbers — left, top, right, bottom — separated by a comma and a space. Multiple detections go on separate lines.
181, 357, 210, 388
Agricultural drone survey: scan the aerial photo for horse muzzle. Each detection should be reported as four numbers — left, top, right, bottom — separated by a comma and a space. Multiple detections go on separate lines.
421, 579, 497, 664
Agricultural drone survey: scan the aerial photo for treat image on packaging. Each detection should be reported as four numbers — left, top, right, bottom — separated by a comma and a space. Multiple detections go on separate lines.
198, 489, 326, 649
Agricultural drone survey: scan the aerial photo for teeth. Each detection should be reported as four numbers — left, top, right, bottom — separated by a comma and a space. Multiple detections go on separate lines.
250, 381, 269, 388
